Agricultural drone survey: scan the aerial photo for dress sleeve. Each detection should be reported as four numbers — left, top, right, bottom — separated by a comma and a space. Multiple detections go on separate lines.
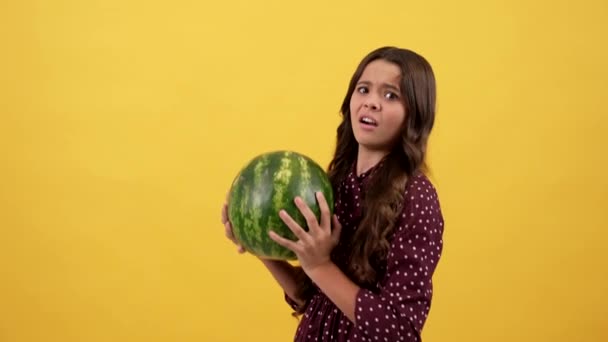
353, 175, 445, 342
284, 292, 302, 312
284, 267, 318, 314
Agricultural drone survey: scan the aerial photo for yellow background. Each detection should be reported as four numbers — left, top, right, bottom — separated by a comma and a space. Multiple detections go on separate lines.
1, 0, 607, 341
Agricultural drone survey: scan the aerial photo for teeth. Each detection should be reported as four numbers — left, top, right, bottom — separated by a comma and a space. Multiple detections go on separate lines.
361, 117, 377, 125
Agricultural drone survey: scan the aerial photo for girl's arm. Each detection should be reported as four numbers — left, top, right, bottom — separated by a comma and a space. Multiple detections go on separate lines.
306, 262, 359, 322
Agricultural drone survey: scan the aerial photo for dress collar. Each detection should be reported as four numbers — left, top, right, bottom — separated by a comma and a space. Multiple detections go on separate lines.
350, 157, 386, 183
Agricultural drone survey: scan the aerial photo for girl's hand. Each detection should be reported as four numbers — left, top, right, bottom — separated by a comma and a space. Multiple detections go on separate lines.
221, 197, 246, 254
268, 191, 342, 273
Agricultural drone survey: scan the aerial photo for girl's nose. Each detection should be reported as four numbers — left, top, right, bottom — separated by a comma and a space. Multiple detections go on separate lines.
364, 100, 380, 111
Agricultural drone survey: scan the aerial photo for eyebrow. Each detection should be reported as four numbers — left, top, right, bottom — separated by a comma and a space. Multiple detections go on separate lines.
356, 80, 401, 92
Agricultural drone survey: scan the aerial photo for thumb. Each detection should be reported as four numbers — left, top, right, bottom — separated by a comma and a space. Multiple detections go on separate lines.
331, 214, 343, 241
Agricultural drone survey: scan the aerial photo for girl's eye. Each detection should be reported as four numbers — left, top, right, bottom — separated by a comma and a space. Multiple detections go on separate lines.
357, 86, 368, 94
385, 92, 399, 100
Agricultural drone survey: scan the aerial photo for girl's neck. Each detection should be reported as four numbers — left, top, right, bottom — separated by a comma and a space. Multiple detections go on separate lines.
356, 147, 389, 176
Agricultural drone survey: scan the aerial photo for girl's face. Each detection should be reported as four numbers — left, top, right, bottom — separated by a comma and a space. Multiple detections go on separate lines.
350, 59, 406, 154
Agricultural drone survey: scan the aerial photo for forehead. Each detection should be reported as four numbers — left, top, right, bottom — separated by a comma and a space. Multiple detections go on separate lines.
358, 59, 402, 85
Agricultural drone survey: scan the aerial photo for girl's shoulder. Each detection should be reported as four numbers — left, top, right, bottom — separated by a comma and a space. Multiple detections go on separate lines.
404, 172, 440, 199
389, 172, 444, 241
401, 172, 443, 222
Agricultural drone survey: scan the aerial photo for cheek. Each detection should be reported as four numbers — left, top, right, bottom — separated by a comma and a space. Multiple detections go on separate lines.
387, 105, 406, 125
349, 95, 358, 114
385, 107, 407, 136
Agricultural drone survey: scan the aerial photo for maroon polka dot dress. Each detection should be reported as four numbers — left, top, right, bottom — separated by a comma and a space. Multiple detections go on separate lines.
285, 162, 445, 341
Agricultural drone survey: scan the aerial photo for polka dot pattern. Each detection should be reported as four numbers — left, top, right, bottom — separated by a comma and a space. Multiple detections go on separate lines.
285, 164, 444, 341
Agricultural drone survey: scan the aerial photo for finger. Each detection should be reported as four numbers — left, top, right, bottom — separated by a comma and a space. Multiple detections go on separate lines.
331, 215, 343, 242
315, 192, 331, 231
268, 230, 300, 253
294, 196, 321, 234
224, 221, 236, 242
332, 214, 342, 228
222, 190, 232, 223
224, 218, 246, 253
279, 209, 312, 243
221, 203, 228, 224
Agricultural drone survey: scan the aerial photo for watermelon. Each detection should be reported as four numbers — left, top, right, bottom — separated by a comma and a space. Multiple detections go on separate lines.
227, 150, 334, 260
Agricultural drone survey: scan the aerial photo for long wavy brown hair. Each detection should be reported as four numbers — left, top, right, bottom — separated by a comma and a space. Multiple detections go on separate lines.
292, 46, 437, 314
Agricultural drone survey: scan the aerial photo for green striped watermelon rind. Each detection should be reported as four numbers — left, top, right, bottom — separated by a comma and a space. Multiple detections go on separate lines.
227, 150, 334, 260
